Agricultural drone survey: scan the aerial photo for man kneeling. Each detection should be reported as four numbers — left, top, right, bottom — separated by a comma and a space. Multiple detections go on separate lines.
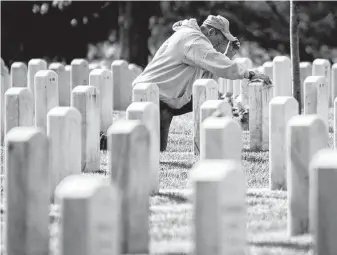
133, 15, 271, 151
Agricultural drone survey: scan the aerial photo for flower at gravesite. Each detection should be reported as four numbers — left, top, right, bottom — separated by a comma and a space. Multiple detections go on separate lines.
216, 78, 273, 130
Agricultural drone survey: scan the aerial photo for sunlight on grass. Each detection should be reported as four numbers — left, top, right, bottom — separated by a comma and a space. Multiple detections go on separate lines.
0, 108, 334, 254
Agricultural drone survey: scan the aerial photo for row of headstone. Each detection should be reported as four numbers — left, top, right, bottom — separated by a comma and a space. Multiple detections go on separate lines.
0, 58, 144, 146
190, 103, 337, 254
4, 120, 151, 255
4, 80, 162, 254
220, 56, 335, 152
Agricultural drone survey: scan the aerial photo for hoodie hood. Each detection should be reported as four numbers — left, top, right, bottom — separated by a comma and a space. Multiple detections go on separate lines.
172, 18, 201, 32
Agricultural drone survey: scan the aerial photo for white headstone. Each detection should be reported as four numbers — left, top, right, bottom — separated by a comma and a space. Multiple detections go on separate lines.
111, 60, 133, 111
108, 120, 150, 254
5, 87, 34, 135
226, 79, 234, 94
303, 76, 329, 129
300, 62, 312, 108
11, 62, 27, 87
269, 96, 299, 190
309, 149, 337, 255
312, 58, 331, 106
262, 61, 273, 79
49, 62, 70, 106
28, 58, 47, 98
89, 62, 101, 72
126, 102, 160, 194
332, 63, 337, 105
71, 59, 89, 90
200, 100, 232, 124
132, 82, 159, 107
189, 160, 246, 255
47, 107, 81, 198
236, 58, 253, 105
201, 116, 242, 160
335, 97, 337, 149
89, 69, 113, 133
55, 175, 120, 255
5, 127, 49, 255
287, 115, 328, 236
249, 80, 272, 150
71, 85, 100, 172
273, 56, 292, 97
193, 79, 218, 155
128, 63, 143, 77
217, 78, 227, 95
34, 70, 59, 133
1, 63, 10, 145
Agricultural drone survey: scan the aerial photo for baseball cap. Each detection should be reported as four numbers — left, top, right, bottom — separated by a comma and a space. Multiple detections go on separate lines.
202, 15, 236, 41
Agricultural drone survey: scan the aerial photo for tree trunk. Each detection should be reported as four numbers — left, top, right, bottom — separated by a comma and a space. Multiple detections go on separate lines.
118, 2, 159, 68
290, 0, 301, 113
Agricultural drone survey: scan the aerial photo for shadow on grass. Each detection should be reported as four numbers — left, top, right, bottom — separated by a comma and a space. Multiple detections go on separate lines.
249, 240, 312, 251
160, 161, 194, 169
86, 169, 108, 175
156, 191, 189, 204
242, 155, 269, 163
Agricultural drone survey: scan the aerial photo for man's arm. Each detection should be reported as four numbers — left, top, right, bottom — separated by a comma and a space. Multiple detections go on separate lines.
183, 35, 250, 80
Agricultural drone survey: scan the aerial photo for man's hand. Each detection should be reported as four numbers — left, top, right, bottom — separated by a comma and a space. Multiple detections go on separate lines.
226, 38, 240, 59
249, 70, 273, 86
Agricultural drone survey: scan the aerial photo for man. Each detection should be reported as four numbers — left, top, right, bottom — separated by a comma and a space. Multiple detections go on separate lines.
133, 15, 271, 151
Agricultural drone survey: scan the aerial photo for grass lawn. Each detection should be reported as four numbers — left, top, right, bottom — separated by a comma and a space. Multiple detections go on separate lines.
1, 109, 335, 255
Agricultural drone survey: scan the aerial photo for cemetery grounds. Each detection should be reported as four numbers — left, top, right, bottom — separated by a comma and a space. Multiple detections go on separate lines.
0, 108, 334, 255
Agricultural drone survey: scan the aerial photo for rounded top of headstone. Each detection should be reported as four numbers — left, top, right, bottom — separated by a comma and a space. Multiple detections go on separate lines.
202, 116, 240, 130
270, 96, 297, 105
108, 119, 144, 135
189, 159, 242, 181
47, 106, 81, 119
313, 58, 330, 66
193, 78, 218, 87
288, 114, 326, 128
0, 58, 4, 66
55, 174, 112, 200
28, 58, 47, 67
200, 100, 224, 109
310, 149, 337, 170
11, 62, 27, 69
6, 126, 44, 143
304, 75, 326, 84
126, 101, 156, 113
300, 62, 312, 68
128, 63, 143, 71
332, 62, 337, 69
35, 70, 57, 80
89, 68, 111, 77
273, 56, 290, 62
72, 85, 97, 93
133, 82, 158, 91
5, 87, 32, 97
49, 62, 65, 71
89, 62, 101, 70
71, 59, 88, 66
111, 60, 128, 67
263, 61, 273, 68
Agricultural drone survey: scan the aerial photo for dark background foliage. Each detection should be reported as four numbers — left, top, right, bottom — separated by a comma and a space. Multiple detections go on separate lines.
1, 1, 337, 68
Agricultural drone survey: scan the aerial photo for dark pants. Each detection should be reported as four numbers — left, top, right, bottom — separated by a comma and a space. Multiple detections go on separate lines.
160, 97, 193, 151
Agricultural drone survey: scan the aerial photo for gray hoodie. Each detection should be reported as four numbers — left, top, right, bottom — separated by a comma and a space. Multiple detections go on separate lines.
132, 19, 246, 109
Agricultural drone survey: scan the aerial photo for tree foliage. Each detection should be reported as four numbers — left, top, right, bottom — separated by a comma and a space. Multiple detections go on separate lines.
1, 1, 337, 67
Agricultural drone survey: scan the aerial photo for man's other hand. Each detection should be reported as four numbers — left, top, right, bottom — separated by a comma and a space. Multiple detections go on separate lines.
226, 38, 240, 59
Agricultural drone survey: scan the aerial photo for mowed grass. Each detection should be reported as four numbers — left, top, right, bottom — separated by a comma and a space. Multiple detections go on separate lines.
0, 109, 335, 254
